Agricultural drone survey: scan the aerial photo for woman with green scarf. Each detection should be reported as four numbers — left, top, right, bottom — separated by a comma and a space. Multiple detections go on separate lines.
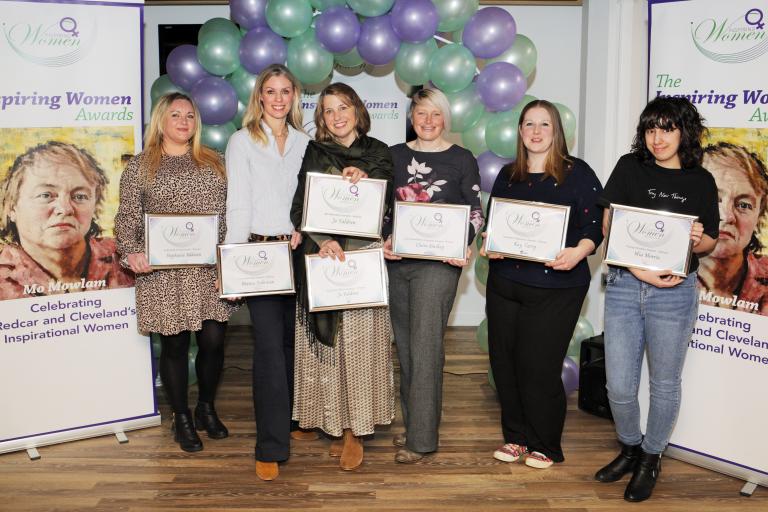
290, 82, 394, 471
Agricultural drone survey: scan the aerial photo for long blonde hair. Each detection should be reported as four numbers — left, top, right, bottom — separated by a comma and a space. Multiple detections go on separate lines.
242, 64, 304, 145
142, 93, 224, 182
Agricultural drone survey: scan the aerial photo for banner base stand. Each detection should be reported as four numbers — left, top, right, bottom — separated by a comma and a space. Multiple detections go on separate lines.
665, 446, 768, 496
741, 482, 758, 497
115, 432, 129, 444
26, 448, 40, 461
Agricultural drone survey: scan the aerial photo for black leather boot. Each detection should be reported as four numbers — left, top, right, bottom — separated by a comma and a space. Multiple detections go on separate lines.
194, 401, 229, 439
172, 411, 203, 452
594, 442, 641, 482
624, 450, 662, 502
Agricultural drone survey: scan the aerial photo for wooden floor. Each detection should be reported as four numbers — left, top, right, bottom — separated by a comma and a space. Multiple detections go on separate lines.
1, 326, 764, 511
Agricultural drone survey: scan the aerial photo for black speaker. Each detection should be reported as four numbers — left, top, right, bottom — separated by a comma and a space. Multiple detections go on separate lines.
578, 334, 613, 420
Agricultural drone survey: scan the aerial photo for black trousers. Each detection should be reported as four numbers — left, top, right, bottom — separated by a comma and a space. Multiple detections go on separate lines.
486, 272, 588, 462
247, 294, 296, 462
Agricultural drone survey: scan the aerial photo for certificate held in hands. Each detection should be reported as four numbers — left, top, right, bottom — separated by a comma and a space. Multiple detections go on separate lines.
217, 241, 295, 298
392, 202, 470, 260
485, 198, 570, 262
300, 172, 387, 238
604, 204, 696, 277
145, 213, 218, 268
305, 248, 388, 312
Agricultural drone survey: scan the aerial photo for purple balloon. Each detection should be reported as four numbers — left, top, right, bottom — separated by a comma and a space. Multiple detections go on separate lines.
357, 15, 401, 66
462, 7, 517, 59
230, 0, 268, 30
166, 45, 212, 91
316, 7, 360, 54
477, 151, 513, 193
239, 26, 287, 74
390, 0, 439, 44
476, 62, 526, 112
190, 76, 238, 125
561, 357, 579, 395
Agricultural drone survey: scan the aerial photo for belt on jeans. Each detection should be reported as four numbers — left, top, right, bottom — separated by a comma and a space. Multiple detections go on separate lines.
249, 233, 290, 242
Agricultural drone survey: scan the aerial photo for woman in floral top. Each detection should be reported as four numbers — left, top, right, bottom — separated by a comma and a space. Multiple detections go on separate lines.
383, 88, 483, 463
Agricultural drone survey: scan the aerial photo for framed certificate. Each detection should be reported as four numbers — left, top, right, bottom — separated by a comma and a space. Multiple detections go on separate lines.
391, 202, 470, 260
300, 172, 387, 238
216, 242, 295, 298
145, 214, 218, 268
485, 198, 570, 262
305, 248, 388, 312
604, 204, 696, 277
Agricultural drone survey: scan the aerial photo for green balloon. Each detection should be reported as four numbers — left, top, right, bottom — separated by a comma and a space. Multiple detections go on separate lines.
228, 66, 257, 105
199, 17, 240, 40
488, 367, 496, 390
395, 39, 438, 86
201, 122, 237, 152
567, 316, 594, 361
428, 43, 476, 93
487, 34, 538, 79
434, 0, 479, 33
287, 28, 334, 85
475, 253, 489, 285
514, 94, 538, 111
347, 0, 395, 17
197, 28, 242, 76
486, 108, 522, 160
553, 102, 577, 145
476, 318, 488, 353
310, 0, 347, 8
461, 110, 491, 156
266, 0, 313, 38
335, 47, 365, 68
188, 343, 199, 386
446, 83, 483, 133
233, 101, 247, 129
150, 75, 185, 105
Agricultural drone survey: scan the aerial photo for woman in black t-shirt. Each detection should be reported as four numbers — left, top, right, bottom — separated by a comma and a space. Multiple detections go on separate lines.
595, 97, 719, 502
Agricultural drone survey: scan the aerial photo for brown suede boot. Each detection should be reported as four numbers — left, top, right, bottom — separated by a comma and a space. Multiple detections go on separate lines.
339, 429, 363, 470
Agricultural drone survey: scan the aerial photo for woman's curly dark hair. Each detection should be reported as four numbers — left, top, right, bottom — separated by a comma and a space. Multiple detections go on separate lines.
631, 96, 707, 168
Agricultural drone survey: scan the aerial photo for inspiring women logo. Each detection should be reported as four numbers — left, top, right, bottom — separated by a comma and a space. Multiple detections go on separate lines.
690, 7, 768, 63
625, 220, 669, 248
322, 258, 359, 287
321, 183, 363, 213
233, 250, 273, 277
161, 221, 201, 248
506, 210, 544, 237
409, 212, 448, 238
2, 15, 95, 67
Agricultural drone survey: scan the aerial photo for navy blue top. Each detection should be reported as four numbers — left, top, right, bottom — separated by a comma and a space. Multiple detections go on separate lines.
488, 157, 604, 288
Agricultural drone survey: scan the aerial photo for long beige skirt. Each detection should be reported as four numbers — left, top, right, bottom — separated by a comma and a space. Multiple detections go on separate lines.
292, 305, 395, 437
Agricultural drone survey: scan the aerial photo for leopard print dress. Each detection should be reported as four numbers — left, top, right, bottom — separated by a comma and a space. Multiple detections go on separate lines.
115, 152, 237, 335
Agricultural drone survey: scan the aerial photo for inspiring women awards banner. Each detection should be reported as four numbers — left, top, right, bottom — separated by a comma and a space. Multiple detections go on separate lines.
0, 0, 158, 454
646, 0, 768, 487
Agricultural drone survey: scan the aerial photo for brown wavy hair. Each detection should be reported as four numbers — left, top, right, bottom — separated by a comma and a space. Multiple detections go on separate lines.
313, 82, 370, 143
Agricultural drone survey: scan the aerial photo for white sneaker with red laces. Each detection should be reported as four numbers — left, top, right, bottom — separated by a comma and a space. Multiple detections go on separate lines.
525, 451, 554, 469
493, 443, 529, 462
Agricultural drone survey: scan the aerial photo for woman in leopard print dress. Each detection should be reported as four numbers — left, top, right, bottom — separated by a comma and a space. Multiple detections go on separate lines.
115, 93, 237, 453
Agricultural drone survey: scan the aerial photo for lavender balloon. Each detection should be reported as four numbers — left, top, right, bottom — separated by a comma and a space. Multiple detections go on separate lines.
561, 356, 580, 395
190, 76, 238, 125
477, 151, 513, 192
239, 26, 287, 74
230, 0, 268, 29
357, 15, 401, 66
476, 62, 526, 112
462, 7, 516, 59
390, 0, 439, 44
315, 7, 360, 53
166, 45, 211, 91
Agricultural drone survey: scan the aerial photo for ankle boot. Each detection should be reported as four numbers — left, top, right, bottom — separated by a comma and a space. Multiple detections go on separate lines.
594, 442, 641, 482
172, 411, 203, 452
194, 401, 229, 439
339, 429, 363, 470
624, 450, 662, 502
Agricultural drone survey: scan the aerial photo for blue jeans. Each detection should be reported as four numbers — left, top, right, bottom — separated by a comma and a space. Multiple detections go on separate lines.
603, 267, 698, 455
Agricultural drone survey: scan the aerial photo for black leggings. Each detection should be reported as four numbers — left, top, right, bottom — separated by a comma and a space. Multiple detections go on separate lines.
156, 320, 227, 414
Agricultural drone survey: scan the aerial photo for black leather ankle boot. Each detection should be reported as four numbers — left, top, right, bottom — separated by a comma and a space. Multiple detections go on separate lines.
594, 442, 641, 482
624, 450, 662, 502
194, 401, 229, 439
172, 411, 203, 452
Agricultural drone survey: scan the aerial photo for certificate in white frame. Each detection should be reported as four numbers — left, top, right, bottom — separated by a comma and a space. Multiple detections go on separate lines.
216, 241, 295, 298
305, 248, 388, 312
145, 213, 218, 269
391, 201, 470, 261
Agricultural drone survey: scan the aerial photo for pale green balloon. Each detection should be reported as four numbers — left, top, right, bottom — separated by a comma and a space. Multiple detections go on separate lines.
446, 83, 483, 133
553, 102, 577, 143
476, 318, 488, 353
335, 47, 365, 68
310, 0, 347, 8
475, 252, 489, 285
461, 110, 492, 156
394, 39, 438, 86
428, 43, 476, 93
486, 108, 522, 160
266, 0, 313, 38
199, 17, 240, 40
197, 28, 242, 76
201, 122, 237, 152
488, 368, 496, 390
347, 0, 395, 17
287, 28, 334, 85
487, 34, 537, 79
150, 75, 185, 105
514, 94, 538, 111
228, 66, 258, 105
233, 101, 247, 129
434, 0, 479, 33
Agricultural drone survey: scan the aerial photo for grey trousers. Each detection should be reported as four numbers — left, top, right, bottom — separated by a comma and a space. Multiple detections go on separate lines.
388, 260, 462, 453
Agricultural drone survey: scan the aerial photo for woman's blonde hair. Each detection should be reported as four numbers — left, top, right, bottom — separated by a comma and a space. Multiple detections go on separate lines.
142, 92, 224, 182
410, 88, 451, 133
242, 64, 304, 145
314, 82, 370, 144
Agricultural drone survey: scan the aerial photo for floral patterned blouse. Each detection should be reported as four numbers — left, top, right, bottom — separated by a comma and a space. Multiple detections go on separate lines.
388, 143, 484, 244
